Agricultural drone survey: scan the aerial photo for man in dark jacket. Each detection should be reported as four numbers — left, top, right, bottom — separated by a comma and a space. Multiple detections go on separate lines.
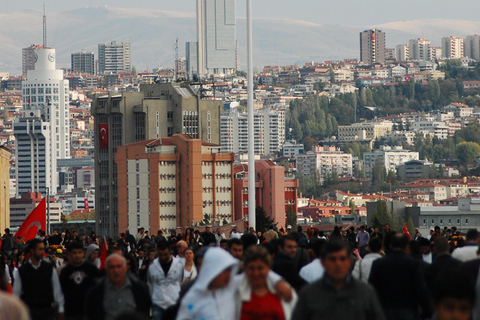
85, 253, 151, 320
369, 233, 432, 320
272, 235, 306, 291
292, 240, 385, 320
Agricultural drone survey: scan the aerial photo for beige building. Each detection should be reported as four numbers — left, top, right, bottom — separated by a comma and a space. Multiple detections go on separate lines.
116, 134, 235, 232
360, 29, 386, 65
92, 82, 222, 236
442, 36, 464, 59
337, 121, 393, 141
409, 38, 430, 61
0, 146, 10, 230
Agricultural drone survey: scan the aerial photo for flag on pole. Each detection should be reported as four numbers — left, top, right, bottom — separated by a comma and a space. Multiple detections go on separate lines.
99, 236, 108, 270
84, 198, 89, 211
15, 198, 46, 241
402, 222, 411, 241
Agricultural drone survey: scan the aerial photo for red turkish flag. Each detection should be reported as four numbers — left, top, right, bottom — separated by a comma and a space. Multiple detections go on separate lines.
371, 33, 375, 41
84, 198, 89, 211
15, 198, 46, 241
402, 222, 411, 241
99, 123, 108, 149
99, 237, 108, 270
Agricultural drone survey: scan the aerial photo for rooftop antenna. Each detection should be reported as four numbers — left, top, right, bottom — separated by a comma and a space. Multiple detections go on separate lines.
43, 4, 47, 47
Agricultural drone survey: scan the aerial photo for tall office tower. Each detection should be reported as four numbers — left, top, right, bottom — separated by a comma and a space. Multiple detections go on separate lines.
186, 42, 198, 79
442, 36, 464, 59
14, 48, 70, 196
71, 51, 95, 74
409, 38, 430, 60
465, 34, 480, 60
0, 146, 10, 231
220, 108, 285, 155
92, 82, 222, 237
428, 46, 442, 61
22, 44, 44, 75
98, 41, 131, 74
196, 0, 236, 75
395, 44, 409, 61
359, 29, 386, 65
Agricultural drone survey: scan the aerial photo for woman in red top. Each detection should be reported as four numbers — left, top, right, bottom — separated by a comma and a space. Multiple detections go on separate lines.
240, 246, 291, 320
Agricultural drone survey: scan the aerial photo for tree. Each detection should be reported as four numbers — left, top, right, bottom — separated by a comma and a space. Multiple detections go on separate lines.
286, 205, 297, 231
407, 217, 415, 238
370, 200, 391, 230
255, 206, 276, 232
349, 199, 357, 215
456, 141, 480, 167
313, 82, 325, 92
132, 66, 137, 75
5, 97, 13, 105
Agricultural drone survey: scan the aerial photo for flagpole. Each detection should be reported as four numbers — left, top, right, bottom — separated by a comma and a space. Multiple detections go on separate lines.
46, 187, 50, 234
247, 0, 256, 231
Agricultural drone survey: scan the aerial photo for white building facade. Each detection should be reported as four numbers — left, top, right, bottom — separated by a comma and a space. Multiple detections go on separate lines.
363, 146, 419, 179
15, 48, 70, 196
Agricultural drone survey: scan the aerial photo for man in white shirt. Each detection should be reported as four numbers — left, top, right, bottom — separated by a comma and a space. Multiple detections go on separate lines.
299, 239, 326, 283
452, 229, 480, 262
230, 226, 243, 239
214, 228, 226, 246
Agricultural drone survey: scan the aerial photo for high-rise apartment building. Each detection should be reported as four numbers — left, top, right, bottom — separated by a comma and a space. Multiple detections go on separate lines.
196, 0, 236, 75
428, 46, 442, 61
92, 82, 222, 237
14, 48, 70, 196
409, 38, 430, 60
22, 44, 44, 75
0, 146, 10, 230
465, 34, 480, 60
296, 146, 353, 179
98, 41, 131, 74
363, 146, 419, 179
71, 51, 95, 74
220, 108, 285, 155
395, 44, 409, 61
116, 134, 235, 231
442, 36, 464, 59
359, 29, 386, 65
186, 42, 198, 79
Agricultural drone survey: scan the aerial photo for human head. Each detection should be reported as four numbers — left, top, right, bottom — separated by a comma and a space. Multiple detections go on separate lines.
105, 254, 127, 287
216, 228, 222, 235
157, 230, 164, 237
466, 229, 479, 243
433, 236, 449, 255
419, 237, 431, 255
384, 224, 391, 232
368, 237, 383, 254
176, 240, 188, 256
279, 235, 297, 258
194, 247, 207, 271
432, 271, 474, 320
138, 227, 145, 234
390, 233, 409, 251
232, 226, 238, 233
320, 240, 352, 285
205, 226, 211, 233
27, 238, 45, 261
242, 245, 272, 289
67, 241, 85, 267
220, 239, 228, 250
184, 248, 194, 263
228, 238, 243, 260
156, 240, 172, 264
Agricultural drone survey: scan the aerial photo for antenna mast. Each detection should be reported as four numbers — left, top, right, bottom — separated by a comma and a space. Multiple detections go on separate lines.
43, 4, 47, 47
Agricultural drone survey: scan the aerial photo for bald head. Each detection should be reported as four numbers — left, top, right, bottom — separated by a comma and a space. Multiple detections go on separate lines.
177, 240, 188, 257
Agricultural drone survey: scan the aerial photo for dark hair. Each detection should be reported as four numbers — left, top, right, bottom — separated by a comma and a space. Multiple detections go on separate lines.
67, 241, 84, 252
194, 247, 207, 267
419, 237, 431, 247
243, 245, 272, 267
320, 240, 352, 260
466, 229, 479, 241
368, 237, 383, 253
220, 239, 228, 246
431, 270, 475, 305
390, 233, 409, 250
308, 238, 326, 257
241, 233, 257, 251
27, 238, 44, 252
433, 236, 449, 254
227, 238, 242, 249
156, 240, 170, 251
279, 235, 297, 248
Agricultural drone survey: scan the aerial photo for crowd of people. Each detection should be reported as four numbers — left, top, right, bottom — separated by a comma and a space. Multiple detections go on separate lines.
0, 222, 479, 320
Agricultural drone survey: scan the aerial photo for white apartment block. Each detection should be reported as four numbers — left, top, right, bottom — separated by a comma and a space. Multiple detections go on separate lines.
428, 46, 442, 61
337, 121, 393, 141
395, 44, 409, 61
391, 65, 407, 77
411, 121, 449, 139
296, 146, 352, 179
283, 140, 304, 157
15, 48, 70, 196
220, 108, 285, 155
363, 146, 419, 179
465, 34, 480, 60
442, 36, 464, 59
409, 38, 430, 61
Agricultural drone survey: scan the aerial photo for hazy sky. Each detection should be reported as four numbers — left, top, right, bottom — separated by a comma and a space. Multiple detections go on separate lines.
1, 0, 480, 26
